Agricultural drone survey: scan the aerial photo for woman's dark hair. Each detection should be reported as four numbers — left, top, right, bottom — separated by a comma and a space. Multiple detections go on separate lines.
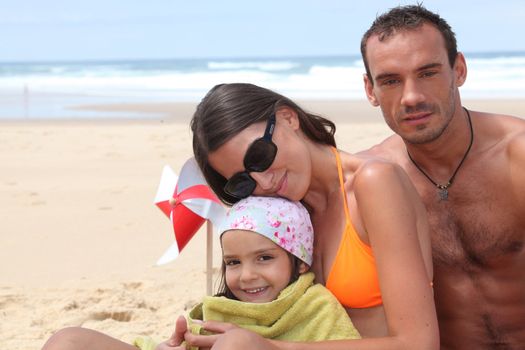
214, 252, 306, 300
191, 83, 337, 206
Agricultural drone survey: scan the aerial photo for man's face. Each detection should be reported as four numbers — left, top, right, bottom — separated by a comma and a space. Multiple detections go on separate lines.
363, 23, 466, 144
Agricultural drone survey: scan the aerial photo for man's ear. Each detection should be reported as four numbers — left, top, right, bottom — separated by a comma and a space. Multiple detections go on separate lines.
454, 52, 467, 87
275, 106, 300, 130
364, 74, 380, 106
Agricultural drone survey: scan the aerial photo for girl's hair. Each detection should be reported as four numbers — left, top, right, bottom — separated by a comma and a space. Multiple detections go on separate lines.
214, 253, 305, 300
191, 83, 337, 206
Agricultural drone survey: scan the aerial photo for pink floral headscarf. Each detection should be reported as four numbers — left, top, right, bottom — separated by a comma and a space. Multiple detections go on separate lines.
219, 196, 314, 266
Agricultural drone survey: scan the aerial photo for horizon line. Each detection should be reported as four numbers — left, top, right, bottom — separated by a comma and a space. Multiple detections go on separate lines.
2, 50, 525, 65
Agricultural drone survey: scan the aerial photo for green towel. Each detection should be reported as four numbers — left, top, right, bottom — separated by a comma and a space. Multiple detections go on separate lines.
188, 272, 360, 343
133, 336, 156, 350
134, 273, 359, 350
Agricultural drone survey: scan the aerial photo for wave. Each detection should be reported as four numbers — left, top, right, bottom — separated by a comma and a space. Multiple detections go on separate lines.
207, 60, 300, 72
1, 53, 525, 118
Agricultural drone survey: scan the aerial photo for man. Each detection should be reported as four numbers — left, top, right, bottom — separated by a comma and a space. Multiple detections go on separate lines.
360, 4, 525, 349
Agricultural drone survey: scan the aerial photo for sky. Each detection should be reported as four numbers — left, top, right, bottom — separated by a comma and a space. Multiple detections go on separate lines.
2, 0, 525, 62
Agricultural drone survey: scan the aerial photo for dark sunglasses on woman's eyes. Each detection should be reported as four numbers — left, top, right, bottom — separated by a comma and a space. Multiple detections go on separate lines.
223, 114, 277, 199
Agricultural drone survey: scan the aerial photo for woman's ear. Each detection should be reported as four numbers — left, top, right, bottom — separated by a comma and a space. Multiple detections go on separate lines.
275, 106, 300, 130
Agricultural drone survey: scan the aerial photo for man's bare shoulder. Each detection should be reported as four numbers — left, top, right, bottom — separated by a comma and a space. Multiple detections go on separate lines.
474, 110, 525, 198
493, 111, 525, 162
475, 110, 525, 134
474, 110, 525, 150
356, 134, 406, 163
500, 113, 525, 154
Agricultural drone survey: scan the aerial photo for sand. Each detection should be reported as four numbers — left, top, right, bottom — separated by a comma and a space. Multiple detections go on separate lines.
1, 98, 524, 349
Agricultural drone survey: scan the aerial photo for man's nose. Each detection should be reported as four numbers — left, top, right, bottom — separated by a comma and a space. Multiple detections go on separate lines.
400, 79, 425, 107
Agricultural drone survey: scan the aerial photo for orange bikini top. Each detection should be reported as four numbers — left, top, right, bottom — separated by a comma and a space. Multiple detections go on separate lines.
325, 148, 383, 309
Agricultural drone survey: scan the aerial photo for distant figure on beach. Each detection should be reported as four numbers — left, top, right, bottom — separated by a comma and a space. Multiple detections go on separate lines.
142, 196, 359, 350
23, 84, 29, 119
360, 4, 525, 349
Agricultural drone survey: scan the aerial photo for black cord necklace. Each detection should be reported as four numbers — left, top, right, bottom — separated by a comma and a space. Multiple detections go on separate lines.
407, 107, 473, 201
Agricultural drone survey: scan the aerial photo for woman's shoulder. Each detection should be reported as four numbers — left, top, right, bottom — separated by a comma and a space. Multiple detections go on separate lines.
336, 150, 409, 192
340, 151, 405, 184
340, 156, 416, 209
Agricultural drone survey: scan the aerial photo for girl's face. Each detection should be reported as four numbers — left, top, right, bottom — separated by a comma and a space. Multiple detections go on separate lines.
221, 229, 305, 303
207, 107, 312, 202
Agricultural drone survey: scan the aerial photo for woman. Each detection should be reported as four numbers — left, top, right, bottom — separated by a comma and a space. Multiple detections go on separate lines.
185, 83, 438, 350
41, 83, 438, 350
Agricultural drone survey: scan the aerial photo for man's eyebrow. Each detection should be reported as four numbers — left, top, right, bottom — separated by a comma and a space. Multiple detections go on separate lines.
374, 62, 444, 82
374, 72, 399, 82
417, 62, 443, 71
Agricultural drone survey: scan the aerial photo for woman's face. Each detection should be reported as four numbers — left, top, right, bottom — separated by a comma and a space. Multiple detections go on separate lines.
208, 108, 311, 201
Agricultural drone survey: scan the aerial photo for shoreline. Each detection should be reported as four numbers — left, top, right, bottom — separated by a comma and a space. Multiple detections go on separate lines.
2, 98, 525, 124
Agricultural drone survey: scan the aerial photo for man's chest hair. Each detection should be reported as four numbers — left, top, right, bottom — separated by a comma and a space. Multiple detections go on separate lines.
426, 200, 525, 270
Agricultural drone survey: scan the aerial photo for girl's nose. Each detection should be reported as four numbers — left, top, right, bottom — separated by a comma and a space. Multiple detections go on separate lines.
239, 263, 258, 282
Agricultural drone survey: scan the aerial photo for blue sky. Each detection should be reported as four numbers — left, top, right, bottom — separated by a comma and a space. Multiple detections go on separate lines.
2, 0, 525, 62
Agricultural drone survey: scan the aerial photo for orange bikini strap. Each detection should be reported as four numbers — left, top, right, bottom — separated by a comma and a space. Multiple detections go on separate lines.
330, 147, 351, 223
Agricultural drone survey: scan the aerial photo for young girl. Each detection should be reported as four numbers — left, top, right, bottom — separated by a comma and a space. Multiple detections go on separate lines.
143, 196, 359, 350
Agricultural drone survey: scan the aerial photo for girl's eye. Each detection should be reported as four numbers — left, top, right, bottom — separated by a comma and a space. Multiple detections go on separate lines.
258, 255, 274, 261
225, 259, 240, 266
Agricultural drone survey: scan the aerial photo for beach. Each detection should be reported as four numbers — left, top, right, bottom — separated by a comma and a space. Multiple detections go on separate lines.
2, 98, 525, 349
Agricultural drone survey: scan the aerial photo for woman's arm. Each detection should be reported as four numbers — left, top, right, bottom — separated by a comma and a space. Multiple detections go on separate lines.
350, 159, 439, 349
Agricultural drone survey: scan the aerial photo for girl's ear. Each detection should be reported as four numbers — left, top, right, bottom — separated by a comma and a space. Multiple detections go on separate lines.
298, 262, 309, 274
275, 106, 300, 130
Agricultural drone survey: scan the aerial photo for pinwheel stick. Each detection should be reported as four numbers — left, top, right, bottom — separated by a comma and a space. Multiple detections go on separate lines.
206, 221, 213, 296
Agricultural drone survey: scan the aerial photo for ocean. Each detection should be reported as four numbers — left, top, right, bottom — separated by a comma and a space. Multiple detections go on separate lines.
1, 52, 525, 119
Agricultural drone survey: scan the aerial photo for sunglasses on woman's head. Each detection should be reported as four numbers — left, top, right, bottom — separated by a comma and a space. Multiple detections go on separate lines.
223, 114, 277, 199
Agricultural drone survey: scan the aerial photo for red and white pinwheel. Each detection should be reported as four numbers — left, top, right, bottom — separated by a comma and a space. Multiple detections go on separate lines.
154, 158, 225, 265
